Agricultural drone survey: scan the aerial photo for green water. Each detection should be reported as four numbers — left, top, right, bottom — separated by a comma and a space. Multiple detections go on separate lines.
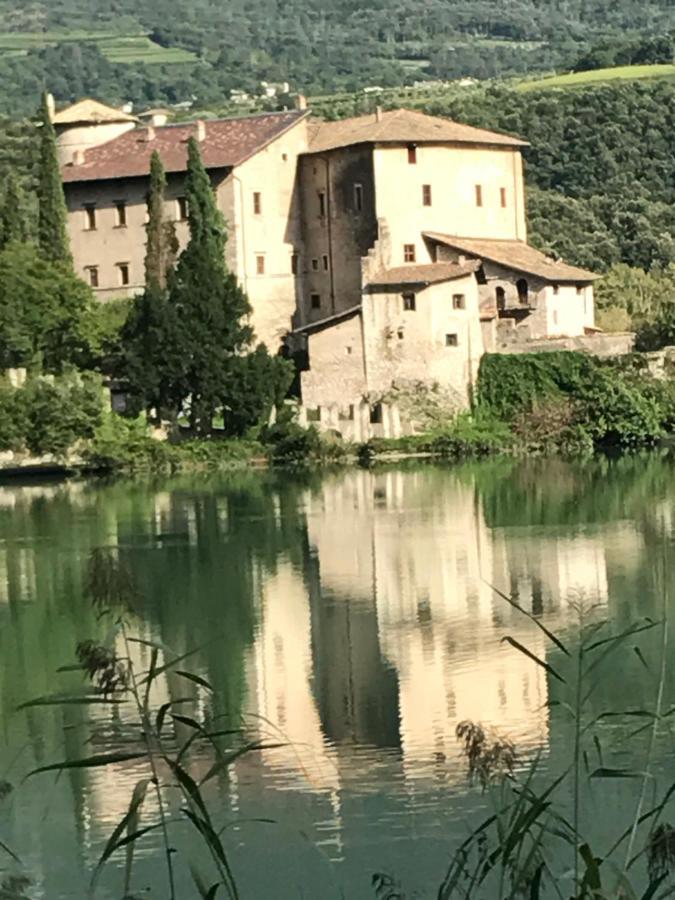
0, 457, 673, 898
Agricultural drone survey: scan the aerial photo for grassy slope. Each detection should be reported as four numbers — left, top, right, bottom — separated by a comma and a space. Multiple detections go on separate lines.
0, 31, 198, 65
518, 63, 675, 91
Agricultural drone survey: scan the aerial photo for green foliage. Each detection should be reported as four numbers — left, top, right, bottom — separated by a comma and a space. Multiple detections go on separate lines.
36, 92, 71, 265
0, 240, 95, 371
0, 173, 30, 248
264, 414, 349, 466
573, 34, 673, 72
0, 372, 104, 456
477, 352, 665, 449
145, 150, 177, 293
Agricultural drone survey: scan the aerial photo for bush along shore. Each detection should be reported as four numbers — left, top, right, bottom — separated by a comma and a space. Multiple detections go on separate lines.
2, 350, 675, 477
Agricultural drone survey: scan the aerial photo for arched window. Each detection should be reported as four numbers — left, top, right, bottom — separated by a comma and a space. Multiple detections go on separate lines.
516, 278, 529, 305
495, 286, 506, 310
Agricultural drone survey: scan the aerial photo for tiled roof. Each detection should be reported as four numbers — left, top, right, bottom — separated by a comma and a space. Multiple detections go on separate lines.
424, 233, 599, 283
61, 110, 308, 183
53, 98, 138, 125
307, 108, 527, 154
365, 261, 480, 291
292, 305, 361, 336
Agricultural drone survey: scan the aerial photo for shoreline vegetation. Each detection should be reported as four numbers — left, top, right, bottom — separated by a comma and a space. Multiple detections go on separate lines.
3, 349, 675, 478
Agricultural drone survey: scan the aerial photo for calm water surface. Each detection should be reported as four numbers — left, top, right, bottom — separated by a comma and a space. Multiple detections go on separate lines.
0, 457, 674, 898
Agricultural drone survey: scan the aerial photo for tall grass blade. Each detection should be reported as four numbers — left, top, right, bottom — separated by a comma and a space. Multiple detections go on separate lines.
501, 636, 565, 683
482, 579, 570, 656
27, 751, 147, 778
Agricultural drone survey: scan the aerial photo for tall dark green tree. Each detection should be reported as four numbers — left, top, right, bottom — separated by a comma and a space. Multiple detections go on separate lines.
145, 150, 178, 292
36, 92, 72, 265
0, 173, 30, 249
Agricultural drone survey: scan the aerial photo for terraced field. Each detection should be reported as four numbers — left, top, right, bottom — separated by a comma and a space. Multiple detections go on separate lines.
518, 63, 675, 91
0, 31, 197, 65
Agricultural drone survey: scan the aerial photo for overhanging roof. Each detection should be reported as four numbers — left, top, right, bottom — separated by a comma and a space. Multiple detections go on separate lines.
365, 261, 480, 292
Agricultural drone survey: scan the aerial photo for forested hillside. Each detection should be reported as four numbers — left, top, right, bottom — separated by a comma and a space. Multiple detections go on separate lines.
1, 0, 675, 113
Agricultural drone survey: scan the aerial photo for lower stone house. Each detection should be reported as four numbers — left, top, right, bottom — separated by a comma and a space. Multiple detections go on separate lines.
295, 262, 484, 440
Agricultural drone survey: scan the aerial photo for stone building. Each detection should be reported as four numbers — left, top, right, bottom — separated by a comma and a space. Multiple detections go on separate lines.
55, 99, 605, 436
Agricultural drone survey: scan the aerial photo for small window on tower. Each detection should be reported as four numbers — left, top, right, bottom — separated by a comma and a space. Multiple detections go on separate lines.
402, 292, 416, 312
177, 197, 189, 221
310, 293, 321, 310
500, 187, 507, 208
475, 185, 483, 207
85, 266, 99, 288
407, 145, 417, 164
291, 252, 299, 274
253, 192, 262, 214
403, 244, 416, 263
318, 191, 326, 218
422, 184, 432, 206
322, 254, 329, 271
117, 263, 130, 286
311, 258, 319, 271
354, 183, 363, 212
83, 204, 97, 231
256, 254, 266, 275
445, 333, 459, 347
114, 201, 127, 227
452, 294, 466, 310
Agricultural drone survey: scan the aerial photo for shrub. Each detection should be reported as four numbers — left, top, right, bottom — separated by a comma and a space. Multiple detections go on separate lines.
21, 372, 104, 456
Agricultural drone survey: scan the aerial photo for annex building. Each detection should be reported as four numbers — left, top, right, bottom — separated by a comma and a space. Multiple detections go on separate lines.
54, 97, 617, 438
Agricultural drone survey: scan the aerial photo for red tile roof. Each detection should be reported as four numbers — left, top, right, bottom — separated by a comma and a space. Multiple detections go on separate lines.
61, 110, 308, 183
365, 261, 480, 290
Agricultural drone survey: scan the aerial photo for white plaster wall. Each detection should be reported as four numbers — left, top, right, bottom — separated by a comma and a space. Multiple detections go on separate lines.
56, 122, 136, 166
545, 284, 595, 336
372, 144, 527, 267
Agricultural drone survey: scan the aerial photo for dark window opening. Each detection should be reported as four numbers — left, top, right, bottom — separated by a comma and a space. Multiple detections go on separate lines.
318, 191, 326, 217
402, 292, 416, 311
517, 278, 529, 305
445, 333, 458, 347
256, 255, 265, 275
307, 406, 321, 423
422, 184, 432, 206
83, 205, 97, 231
404, 244, 416, 263
397, 327, 404, 340
496, 286, 506, 310
553, 283, 560, 295
85, 266, 99, 288
452, 293, 466, 310
407, 145, 417, 164
500, 187, 507, 208
117, 263, 130, 286
370, 403, 383, 424
354, 183, 363, 212
291, 252, 299, 275
253, 191, 262, 214
475, 185, 483, 207
114, 201, 127, 227
310, 293, 321, 310
177, 197, 189, 221
311, 258, 319, 271
322, 255, 329, 271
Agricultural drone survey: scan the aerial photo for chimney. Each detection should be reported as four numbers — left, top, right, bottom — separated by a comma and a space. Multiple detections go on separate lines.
72, 148, 85, 166
144, 125, 156, 142
295, 93, 307, 111
375, 106, 383, 122
195, 120, 206, 142
45, 92, 55, 122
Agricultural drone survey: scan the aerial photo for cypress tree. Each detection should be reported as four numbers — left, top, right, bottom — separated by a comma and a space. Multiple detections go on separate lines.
0, 173, 29, 249
145, 150, 178, 291
166, 137, 253, 433
36, 92, 72, 265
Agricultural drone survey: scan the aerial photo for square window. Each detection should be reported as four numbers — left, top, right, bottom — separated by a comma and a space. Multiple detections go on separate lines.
354, 183, 363, 212
310, 293, 321, 310
256, 254, 265, 275
318, 191, 326, 217
307, 406, 321, 423
177, 197, 189, 221
422, 184, 432, 206
475, 185, 483, 207
452, 294, 466, 310
117, 263, 130, 286
322, 254, 329, 271
253, 191, 262, 214
311, 258, 319, 271
402, 292, 416, 311
83, 205, 97, 231
500, 187, 507, 208
291, 252, 299, 275
445, 333, 458, 347
114, 201, 127, 227
407, 145, 417, 164
403, 244, 416, 263
85, 266, 99, 288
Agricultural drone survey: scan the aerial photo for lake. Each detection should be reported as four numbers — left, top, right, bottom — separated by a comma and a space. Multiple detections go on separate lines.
0, 456, 673, 899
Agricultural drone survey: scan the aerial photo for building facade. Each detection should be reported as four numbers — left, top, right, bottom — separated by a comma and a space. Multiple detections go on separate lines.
56, 99, 603, 436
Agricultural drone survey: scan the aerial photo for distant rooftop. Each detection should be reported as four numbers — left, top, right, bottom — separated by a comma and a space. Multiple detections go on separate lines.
52, 98, 138, 126
307, 108, 527, 154
61, 110, 308, 183
424, 234, 598, 283
365, 261, 480, 291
